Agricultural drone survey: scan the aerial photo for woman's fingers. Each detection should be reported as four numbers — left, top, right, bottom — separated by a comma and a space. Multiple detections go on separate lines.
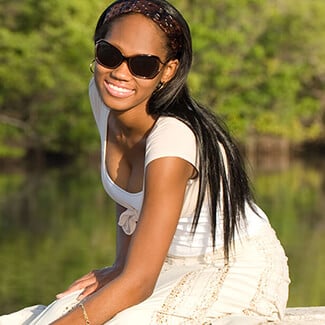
55, 267, 115, 299
78, 284, 97, 300
56, 271, 98, 299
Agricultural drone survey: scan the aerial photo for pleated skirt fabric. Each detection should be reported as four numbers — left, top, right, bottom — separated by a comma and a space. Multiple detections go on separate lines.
109, 224, 290, 324
0, 224, 290, 325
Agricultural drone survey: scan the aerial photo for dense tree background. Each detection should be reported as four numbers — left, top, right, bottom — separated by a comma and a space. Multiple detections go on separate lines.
1, 0, 324, 159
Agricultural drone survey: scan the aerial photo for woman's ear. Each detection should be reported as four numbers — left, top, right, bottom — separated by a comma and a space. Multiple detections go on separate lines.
160, 59, 179, 83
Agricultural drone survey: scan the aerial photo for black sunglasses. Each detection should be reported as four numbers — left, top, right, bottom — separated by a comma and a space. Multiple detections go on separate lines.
95, 40, 165, 79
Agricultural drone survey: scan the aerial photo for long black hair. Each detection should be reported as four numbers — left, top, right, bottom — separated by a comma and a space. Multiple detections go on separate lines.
94, 0, 256, 260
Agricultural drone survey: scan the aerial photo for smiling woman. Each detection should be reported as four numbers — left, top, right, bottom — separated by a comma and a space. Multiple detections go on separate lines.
0, 0, 290, 324
94, 13, 178, 115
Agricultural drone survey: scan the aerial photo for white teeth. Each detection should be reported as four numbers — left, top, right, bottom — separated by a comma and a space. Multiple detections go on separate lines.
109, 83, 132, 93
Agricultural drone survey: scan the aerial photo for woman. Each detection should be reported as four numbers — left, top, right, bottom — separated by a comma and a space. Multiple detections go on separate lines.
0, 0, 290, 324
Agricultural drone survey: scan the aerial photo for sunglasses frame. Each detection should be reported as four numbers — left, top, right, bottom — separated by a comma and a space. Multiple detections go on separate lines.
95, 40, 166, 79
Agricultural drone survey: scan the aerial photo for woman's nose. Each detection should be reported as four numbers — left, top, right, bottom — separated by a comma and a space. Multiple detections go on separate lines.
111, 60, 132, 80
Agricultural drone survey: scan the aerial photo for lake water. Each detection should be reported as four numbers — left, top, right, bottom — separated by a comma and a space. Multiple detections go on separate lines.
0, 155, 324, 314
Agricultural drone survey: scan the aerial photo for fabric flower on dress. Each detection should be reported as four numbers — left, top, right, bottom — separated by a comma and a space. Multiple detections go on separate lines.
118, 208, 139, 235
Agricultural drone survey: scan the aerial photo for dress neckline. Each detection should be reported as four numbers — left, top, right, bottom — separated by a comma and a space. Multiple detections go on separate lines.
102, 109, 156, 196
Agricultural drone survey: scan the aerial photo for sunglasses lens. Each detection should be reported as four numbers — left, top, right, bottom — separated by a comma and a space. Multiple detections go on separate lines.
95, 41, 162, 79
129, 56, 160, 79
96, 42, 122, 69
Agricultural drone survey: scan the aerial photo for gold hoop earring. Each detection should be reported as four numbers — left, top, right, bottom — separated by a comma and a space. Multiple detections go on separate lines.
155, 81, 165, 92
89, 59, 95, 73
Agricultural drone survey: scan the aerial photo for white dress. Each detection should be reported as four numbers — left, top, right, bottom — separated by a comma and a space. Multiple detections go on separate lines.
0, 79, 290, 324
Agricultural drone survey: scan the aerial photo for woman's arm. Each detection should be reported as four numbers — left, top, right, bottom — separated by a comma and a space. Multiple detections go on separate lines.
56, 204, 131, 300
52, 157, 194, 324
113, 204, 132, 272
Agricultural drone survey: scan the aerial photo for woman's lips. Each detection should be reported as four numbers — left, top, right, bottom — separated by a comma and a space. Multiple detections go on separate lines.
104, 80, 135, 98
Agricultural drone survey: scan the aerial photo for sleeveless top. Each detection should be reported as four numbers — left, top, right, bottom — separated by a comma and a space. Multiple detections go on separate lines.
89, 78, 268, 257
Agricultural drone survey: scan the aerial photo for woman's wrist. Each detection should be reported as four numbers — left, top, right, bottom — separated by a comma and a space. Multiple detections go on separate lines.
79, 302, 91, 325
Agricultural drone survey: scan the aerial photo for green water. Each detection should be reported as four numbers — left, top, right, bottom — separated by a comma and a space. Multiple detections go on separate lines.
0, 156, 324, 314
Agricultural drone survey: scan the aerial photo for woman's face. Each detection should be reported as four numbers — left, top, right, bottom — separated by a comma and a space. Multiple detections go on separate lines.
94, 14, 178, 113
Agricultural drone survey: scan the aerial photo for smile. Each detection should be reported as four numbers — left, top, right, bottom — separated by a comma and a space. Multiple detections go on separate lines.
104, 81, 135, 98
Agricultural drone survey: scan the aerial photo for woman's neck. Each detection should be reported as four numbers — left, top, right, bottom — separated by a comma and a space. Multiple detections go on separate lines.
109, 110, 157, 145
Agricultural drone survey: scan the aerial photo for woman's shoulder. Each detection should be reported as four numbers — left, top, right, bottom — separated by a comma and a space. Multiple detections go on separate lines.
88, 77, 109, 132
88, 77, 98, 105
151, 115, 195, 139
145, 115, 198, 168
88, 77, 110, 111
148, 116, 196, 149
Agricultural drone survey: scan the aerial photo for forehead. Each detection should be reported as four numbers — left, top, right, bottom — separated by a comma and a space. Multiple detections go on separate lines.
105, 14, 167, 55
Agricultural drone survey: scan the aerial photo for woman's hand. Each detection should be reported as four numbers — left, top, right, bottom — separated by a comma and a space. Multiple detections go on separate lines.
56, 265, 121, 301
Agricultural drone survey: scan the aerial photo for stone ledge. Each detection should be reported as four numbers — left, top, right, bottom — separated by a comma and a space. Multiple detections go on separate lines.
282, 306, 325, 324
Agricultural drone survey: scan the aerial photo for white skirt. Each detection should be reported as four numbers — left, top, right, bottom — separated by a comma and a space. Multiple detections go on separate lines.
0, 224, 290, 325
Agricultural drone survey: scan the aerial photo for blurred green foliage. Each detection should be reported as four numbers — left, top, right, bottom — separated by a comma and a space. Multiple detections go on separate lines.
0, 164, 116, 311
0, 0, 107, 157
183, 0, 325, 139
0, 0, 324, 158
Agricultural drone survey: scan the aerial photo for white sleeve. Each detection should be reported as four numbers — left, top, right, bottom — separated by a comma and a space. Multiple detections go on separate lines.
88, 77, 109, 138
145, 117, 198, 169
